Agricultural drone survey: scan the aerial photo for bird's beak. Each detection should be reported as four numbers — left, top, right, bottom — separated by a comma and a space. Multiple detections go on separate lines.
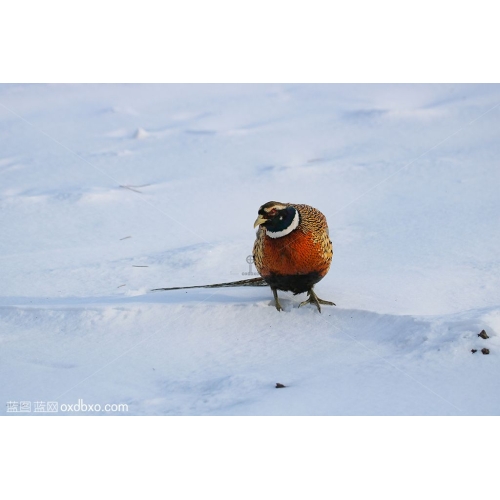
254, 215, 267, 228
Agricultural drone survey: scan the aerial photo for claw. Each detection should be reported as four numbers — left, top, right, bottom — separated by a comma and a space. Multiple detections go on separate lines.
298, 289, 335, 313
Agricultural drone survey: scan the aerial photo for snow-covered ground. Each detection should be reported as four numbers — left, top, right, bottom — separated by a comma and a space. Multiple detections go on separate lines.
1, 83, 499, 415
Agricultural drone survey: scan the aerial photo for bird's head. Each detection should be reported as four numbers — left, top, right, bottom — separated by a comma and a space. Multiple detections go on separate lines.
253, 201, 300, 238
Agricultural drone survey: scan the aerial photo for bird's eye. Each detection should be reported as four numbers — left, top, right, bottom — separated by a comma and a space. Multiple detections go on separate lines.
279, 216, 283, 220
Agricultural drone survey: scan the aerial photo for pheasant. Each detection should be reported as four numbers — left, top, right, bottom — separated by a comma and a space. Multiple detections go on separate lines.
253, 201, 334, 312
152, 201, 334, 312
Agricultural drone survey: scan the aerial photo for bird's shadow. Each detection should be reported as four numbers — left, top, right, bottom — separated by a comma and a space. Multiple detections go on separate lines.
0, 288, 278, 309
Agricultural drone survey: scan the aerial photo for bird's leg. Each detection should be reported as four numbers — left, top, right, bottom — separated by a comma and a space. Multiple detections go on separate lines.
298, 288, 335, 313
272, 287, 283, 312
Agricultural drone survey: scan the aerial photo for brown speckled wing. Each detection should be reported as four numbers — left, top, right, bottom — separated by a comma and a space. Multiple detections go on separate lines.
292, 204, 333, 262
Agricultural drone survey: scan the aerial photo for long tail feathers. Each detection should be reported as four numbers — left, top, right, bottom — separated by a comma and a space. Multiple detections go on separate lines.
151, 277, 267, 292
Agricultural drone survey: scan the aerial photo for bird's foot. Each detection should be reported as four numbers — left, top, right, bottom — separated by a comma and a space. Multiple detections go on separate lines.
272, 288, 283, 312
298, 289, 336, 313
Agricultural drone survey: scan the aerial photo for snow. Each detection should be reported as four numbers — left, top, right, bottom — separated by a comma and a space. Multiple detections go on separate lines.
1, 83, 499, 415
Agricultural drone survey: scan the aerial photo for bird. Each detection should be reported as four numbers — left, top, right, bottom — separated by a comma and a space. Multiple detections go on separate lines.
253, 201, 334, 312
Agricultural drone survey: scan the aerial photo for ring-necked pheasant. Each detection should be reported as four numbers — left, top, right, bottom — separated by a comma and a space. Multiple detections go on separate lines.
253, 201, 335, 312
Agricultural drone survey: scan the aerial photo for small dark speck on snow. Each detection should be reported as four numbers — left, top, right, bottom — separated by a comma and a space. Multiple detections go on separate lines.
478, 330, 490, 339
